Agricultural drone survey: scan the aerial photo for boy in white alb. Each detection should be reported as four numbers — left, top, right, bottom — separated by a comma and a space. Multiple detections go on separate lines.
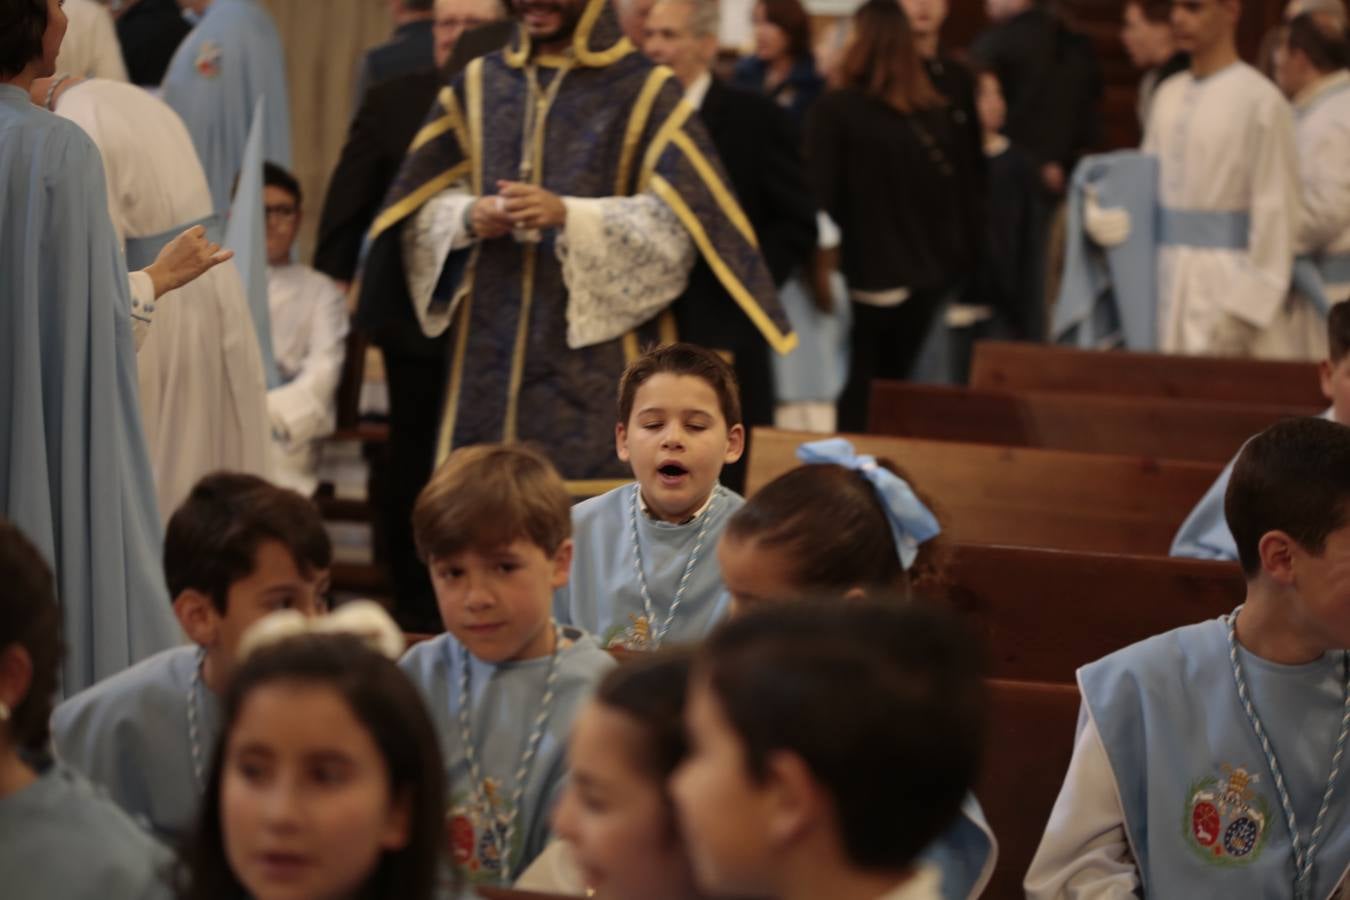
1028, 417, 1350, 898
262, 163, 350, 495
1144, 0, 1307, 357
557, 343, 747, 649
402, 444, 615, 884
51, 474, 331, 843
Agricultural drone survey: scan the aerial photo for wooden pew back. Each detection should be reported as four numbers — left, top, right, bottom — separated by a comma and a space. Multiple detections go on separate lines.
941, 544, 1243, 682
748, 429, 1221, 556
868, 381, 1306, 464
979, 679, 1081, 900
969, 341, 1325, 408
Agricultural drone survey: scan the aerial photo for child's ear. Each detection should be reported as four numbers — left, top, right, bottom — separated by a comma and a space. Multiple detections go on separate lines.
761, 749, 821, 850
173, 589, 222, 649
725, 423, 746, 464
550, 538, 575, 589
1258, 530, 1299, 586
380, 787, 413, 851
615, 421, 632, 463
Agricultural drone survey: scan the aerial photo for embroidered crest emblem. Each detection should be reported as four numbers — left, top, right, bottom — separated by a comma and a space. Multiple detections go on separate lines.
603, 613, 653, 651
194, 41, 223, 79
1184, 764, 1271, 865
446, 777, 516, 882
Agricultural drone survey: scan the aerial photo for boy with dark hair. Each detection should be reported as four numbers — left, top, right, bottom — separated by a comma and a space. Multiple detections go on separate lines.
403, 443, 615, 884
672, 599, 987, 900
1173, 300, 1350, 559
261, 160, 349, 496
51, 472, 331, 843
1028, 416, 1350, 898
558, 343, 747, 650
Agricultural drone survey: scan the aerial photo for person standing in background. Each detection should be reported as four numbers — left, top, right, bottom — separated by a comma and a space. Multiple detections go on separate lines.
1122, 0, 1188, 128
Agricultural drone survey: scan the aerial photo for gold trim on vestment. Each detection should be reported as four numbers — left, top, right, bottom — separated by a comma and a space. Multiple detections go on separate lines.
638, 99, 695, 190
504, 244, 538, 443
659, 309, 678, 345
367, 160, 471, 241
670, 130, 758, 249
504, 0, 634, 69
616, 67, 673, 195
436, 286, 475, 465
409, 115, 454, 155
467, 59, 484, 195
649, 175, 797, 356
622, 331, 640, 363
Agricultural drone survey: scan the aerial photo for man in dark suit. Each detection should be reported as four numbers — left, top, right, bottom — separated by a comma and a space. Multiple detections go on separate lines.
313, 8, 511, 632
643, 0, 816, 487
354, 0, 437, 100
113, 0, 192, 85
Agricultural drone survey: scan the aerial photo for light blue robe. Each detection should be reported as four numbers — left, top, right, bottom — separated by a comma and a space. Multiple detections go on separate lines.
922, 794, 998, 900
161, 0, 291, 212
0, 762, 174, 899
0, 85, 180, 695
1171, 408, 1334, 561
399, 628, 615, 884
51, 645, 219, 845
1080, 619, 1350, 898
1053, 152, 1160, 351
772, 269, 851, 405
556, 483, 744, 649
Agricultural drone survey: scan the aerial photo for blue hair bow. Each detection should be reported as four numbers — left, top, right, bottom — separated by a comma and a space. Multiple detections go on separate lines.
795, 438, 940, 570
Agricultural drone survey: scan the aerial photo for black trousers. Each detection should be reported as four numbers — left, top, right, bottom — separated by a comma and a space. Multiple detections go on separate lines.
379, 349, 448, 633
836, 287, 948, 433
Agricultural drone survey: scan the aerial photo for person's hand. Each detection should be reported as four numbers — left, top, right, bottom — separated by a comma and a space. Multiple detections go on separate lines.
1041, 162, 1066, 195
143, 224, 233, 299
498, 181, 567, 230
469, 195, 515, 240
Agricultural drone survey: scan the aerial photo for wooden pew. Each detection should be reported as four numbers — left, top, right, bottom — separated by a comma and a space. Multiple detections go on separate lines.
969, 341, 1326, 409
942, 544, 1243, 683
868, 381, 1302, 465
979, 679, 1081, 900
747, 429, 1222, 556
480, 889, 580, 900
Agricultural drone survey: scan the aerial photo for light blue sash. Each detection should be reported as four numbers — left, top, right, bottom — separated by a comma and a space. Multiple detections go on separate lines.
123, 212, 224, 272
1158, 208, 1250, 250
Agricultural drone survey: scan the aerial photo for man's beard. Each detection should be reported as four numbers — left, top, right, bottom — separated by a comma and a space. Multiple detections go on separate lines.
515, 0, 583, 44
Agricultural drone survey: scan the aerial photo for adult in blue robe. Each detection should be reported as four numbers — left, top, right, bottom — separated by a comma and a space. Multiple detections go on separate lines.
0, 84, 181, 694
359, 0, 796, 489
161, 0, 291, 213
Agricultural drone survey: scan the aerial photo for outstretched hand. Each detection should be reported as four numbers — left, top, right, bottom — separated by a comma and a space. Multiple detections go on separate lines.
143, 224, 234, 299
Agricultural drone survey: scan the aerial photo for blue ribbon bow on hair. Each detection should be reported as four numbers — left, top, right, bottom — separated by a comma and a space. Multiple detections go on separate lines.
795, 438, 941, 570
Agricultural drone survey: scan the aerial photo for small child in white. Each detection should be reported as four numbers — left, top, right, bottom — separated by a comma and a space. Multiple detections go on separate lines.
51, 473, 331, 843
262, 162, 349, 496
1027, 416, 1350, 898
402, 443, 616, 884
559, 343, 747, 649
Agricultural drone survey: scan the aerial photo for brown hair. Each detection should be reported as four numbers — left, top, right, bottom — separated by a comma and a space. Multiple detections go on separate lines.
1286, 11, 1350, 72
757, 0, 813, 62
700, 600, 986, 870
165, 473, 333, 615
1126, 0, 1173, 24
837, 0, 943, 112
0, 518, 61, 755
724, 461, 950, 599
413, 443, 572, 561
616, 343, 742, 427
1329, 299, 1350, 362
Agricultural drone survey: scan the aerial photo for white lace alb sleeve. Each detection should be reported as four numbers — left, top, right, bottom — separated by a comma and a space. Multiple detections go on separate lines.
556, 192, 696, 349
401, 186, 476, 338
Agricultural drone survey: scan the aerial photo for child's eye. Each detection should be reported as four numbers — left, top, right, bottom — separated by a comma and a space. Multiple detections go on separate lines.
438, 567, 464, 580
496, 561, 521, 574
311, 763, 351, 786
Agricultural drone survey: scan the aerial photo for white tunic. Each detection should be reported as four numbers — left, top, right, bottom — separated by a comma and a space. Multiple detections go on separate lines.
56, 79, 273, 523
53, 0, 129, 82
1294, 70, 1350, 305
1143, 63, 1307, 358
266, 263, 350, 496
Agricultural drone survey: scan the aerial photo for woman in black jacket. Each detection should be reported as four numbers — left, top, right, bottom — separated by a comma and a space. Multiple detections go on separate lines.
807, 0, 969, 432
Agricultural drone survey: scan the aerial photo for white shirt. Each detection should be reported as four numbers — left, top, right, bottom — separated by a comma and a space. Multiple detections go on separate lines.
266, 263, 350, 495
1293, 70, 1350, 302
